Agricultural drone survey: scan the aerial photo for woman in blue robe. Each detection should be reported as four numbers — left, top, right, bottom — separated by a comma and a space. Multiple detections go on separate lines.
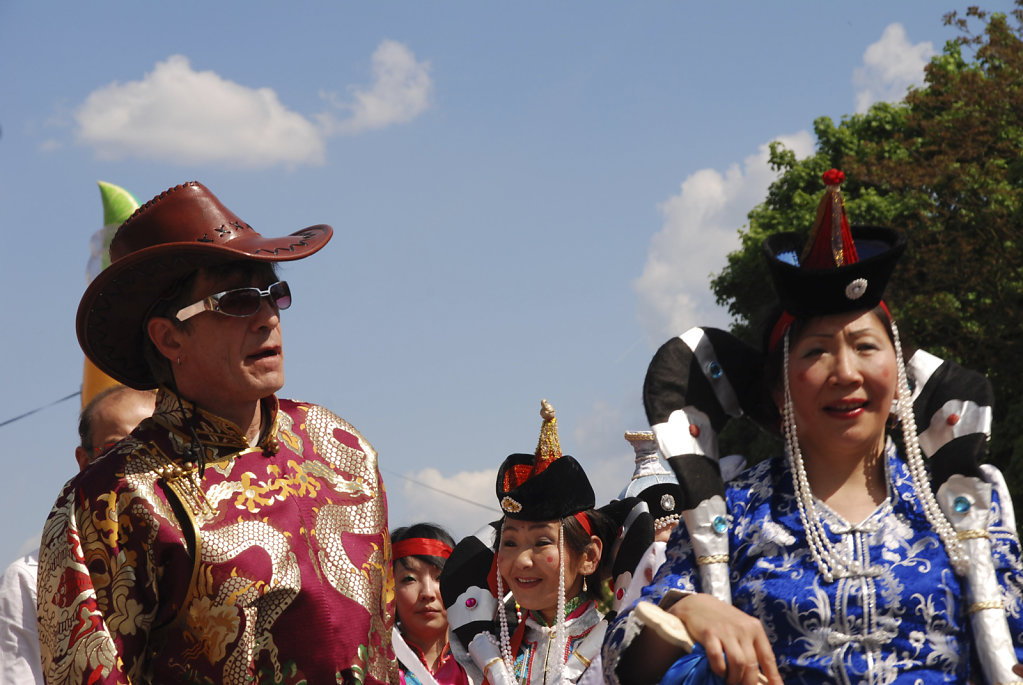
602, 170, 1023, 685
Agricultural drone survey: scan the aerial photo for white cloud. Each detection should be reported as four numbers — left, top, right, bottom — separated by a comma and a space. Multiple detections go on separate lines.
72, 40, 432, 168
853, 23, 935, 113
319, 39, 433, 136
391, 467, 498, 540
75, 55, 325, 168
634, 131, 815, 345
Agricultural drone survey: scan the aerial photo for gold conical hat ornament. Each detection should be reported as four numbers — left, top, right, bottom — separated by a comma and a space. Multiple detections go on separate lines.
532, 398, 561, 475
503, 399, 560, 491
496, 399, 594, 520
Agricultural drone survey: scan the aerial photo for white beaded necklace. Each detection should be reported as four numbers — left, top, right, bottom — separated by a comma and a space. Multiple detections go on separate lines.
781, 322, 967, 583
495, 567, 516, 679
548, 526, 569, 684
890, 322, 968, 575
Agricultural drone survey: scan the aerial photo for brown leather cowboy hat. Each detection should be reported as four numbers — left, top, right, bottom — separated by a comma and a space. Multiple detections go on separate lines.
76, 181, 333, 389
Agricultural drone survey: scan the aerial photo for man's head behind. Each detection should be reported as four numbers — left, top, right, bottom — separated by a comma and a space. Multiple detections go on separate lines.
75, 385, 157, 471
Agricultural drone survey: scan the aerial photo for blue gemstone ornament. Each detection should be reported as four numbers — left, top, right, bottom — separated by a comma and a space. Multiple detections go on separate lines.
953, 496, 971, 513
708, 362, 723, 379
712, 516, 727, 534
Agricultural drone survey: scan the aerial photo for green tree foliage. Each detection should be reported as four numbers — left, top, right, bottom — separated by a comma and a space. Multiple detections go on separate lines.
713, 3, 1023, 492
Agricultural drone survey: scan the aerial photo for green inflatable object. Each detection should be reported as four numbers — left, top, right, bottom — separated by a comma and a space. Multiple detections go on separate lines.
95, 181, 139, 273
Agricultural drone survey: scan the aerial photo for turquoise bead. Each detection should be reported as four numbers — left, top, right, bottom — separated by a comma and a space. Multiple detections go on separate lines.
953, 496, 970, 513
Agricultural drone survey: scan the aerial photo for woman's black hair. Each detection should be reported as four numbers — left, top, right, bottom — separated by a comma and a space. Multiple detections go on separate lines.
561, 508, 616, 588
391, 522, 456, 572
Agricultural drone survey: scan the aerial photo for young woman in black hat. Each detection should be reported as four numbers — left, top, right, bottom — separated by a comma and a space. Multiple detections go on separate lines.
441, 400, 617, 685
602, 171, 1023, 685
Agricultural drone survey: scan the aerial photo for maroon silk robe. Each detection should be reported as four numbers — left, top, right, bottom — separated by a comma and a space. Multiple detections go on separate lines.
38, 390, 397, 684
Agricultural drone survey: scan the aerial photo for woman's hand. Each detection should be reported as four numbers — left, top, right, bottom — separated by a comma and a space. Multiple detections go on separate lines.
669, 593, 783, 685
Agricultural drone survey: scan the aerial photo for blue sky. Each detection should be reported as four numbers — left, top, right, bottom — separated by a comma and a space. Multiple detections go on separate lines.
0, 1, 1012, 564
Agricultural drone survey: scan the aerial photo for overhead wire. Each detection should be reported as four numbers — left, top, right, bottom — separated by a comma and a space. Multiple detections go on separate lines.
0, 390, 80, 428
380, 467, 500, 513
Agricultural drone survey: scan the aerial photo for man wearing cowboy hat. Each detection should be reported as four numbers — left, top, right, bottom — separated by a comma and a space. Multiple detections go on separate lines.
37, 182, 396, 685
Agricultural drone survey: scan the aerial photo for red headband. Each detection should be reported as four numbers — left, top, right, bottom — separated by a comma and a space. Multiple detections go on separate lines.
573, 511, 592, 535
392, 537, 453, 561
768, 311, 796, 353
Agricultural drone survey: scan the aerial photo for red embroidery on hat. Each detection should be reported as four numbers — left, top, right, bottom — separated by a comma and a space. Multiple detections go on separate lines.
504, 463, 534, 491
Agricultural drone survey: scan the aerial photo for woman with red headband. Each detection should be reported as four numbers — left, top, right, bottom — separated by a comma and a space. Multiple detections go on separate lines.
441, 400, 616, 685
391, 523, 469, 685
602, 171, 1023, 684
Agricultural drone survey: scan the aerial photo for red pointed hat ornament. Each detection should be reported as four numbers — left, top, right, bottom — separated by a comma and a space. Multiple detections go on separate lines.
495, 399, 595, 521
763, 169, 906, 350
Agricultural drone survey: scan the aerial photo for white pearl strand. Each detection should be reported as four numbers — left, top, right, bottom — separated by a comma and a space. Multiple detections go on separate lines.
782, 331, 848, 583
548, 523, 568, 684
890, 322, 968, 575
782, 324, 969, 583
496, 563, 517, 680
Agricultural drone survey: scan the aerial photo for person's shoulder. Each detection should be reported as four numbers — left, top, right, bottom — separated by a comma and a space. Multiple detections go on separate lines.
0, 547, 39, 586
277, 398, 377, 457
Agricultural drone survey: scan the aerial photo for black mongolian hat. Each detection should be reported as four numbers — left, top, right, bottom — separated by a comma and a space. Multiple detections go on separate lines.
495, 399, 595, 521
76, 182, 333, 389
763, 169, 905, 349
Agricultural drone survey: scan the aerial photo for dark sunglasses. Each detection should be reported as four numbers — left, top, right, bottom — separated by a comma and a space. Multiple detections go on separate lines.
174, 281, 292, 322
